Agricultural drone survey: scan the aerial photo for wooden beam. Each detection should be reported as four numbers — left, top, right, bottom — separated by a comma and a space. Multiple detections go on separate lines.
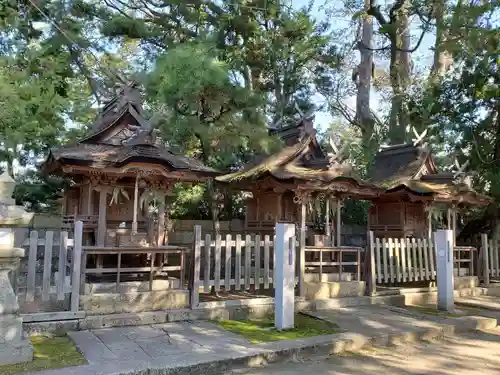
97, 188, 108, 246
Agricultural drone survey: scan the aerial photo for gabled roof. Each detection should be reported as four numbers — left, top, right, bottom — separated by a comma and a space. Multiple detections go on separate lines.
217, 119, 380, 197
42, 82, 218, 178
369, 143, 491, 205
368, 143, 436, 187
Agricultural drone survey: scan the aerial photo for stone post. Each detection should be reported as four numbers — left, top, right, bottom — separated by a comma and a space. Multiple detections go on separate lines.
275, 223, 295, 329
0, 172, 33, 364
435, 229, 454, 312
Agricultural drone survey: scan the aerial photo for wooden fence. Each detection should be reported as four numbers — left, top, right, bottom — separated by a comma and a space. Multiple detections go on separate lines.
369, 233, 437, 284
368, 232, 478, 289
190, 225, 275, 307
16, 222, 83, 313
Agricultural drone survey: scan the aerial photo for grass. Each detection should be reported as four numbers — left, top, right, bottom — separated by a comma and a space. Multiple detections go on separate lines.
214, 313, 341, 344
0, 335, 87, 375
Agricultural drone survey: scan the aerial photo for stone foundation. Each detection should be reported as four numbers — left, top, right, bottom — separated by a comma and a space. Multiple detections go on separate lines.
79, 290, 189, 315
304, 281, 366, 300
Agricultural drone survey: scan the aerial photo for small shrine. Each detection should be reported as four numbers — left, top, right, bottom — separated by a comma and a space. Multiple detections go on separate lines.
216, 112, 380, 245
367, 132, 490, 242
42, 81, 218, 249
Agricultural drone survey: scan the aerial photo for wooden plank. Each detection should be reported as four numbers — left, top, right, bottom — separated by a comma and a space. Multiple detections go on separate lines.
422, 236, 430, 281
406, 237, 413, 281
225, 234, 232, 290
57, 231, 68, 301
244, 234, 252, 290
254, 235, 261, 289
382, 238, 389, 283
375, 237, 382, 284
26, 230, 38, 302
411, 238, 418, 281
482, 234, 490, 286
149, 252, 155, 291
235, 235, 242, 290
116, 253, 122, 293
204, 234, 211, 293
71, 221, 83, 312
489, 240, 495, 277
400, 237, 407, 282
214, 234, 221, 292
42, 231, 54, 302
368, 231, 376, 294
493, 241, 500, 277
395, 238, 402, 283
264, 235, 270, 289
190, 225, 202, 308
428, 237, 436, 280
417, 238, 425, 281
388, 238, 396, 282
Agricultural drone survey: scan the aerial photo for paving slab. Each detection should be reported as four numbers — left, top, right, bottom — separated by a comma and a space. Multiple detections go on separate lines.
304, 305, 446, 336
43, 305, 499, 375
456, 295, 500, 310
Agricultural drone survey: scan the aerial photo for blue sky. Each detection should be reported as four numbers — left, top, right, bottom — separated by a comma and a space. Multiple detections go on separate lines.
292, 0, 437, 131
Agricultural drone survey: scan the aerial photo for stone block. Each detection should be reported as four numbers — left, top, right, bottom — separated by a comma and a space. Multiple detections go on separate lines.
0, 315, 23, 343
79, 311, 167, 330
455, 276, 478, 289
81, 290, 189, 315
0, 340, 33, 365
304, 281, 365, 300
24, 320, 79, 337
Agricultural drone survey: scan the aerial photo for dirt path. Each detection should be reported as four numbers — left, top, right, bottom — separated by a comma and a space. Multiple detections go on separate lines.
230, 328, 500, 375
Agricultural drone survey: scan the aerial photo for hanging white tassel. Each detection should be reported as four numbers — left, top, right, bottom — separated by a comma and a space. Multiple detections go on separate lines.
132, 175, 139, 234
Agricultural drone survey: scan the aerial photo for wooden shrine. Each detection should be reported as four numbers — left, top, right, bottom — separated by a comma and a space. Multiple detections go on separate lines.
42, 81, 218, 248
367, 137, 490, 240
216, 112, 380, 244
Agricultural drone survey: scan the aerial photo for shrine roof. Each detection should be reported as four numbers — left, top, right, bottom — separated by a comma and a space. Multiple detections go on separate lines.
217, 125, 380, 196
42, 82, 218, 177
369, 143, 491, 205
367, 143, 435, 187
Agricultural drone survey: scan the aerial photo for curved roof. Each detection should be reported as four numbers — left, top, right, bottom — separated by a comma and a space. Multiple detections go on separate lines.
42, 82, 218, 178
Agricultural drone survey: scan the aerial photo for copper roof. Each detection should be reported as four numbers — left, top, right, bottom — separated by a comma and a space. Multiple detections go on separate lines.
217, 125, 380, 197
369, 143, 491, 205
42, 82, 218, 177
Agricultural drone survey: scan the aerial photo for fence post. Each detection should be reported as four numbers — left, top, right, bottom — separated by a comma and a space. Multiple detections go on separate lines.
367, 231, 376, 296
71, 221, 83, 312
481, 233, 490, 286
190, 225, 201, 308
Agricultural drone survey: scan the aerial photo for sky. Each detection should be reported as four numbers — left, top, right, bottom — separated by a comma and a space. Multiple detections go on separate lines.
291, 0, 437, 132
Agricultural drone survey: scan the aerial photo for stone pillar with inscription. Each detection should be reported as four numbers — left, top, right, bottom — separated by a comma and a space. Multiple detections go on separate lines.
0, 172, 34, 365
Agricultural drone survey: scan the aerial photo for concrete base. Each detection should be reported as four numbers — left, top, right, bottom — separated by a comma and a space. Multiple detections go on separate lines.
0, 340, 33, 365
304, 281, 365, 300
304, 273, 352, 282
80, 290, 189, 315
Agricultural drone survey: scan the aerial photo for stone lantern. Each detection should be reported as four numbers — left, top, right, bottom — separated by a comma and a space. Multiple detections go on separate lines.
0, 171, 33, 365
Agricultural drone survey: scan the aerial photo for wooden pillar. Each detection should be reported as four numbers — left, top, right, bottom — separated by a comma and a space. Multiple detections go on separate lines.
277, 193, 283, 222
157, 195, 166, 246
336, 198, 342, 247
86, 182, 92, 215
452, 207, 457, 247
97, 187, 108, 246
299, 197, 307, 297
427, 208, 432, 242
325, 196, 331, 244
132, 175, 139, 234
447, 207, 452, 230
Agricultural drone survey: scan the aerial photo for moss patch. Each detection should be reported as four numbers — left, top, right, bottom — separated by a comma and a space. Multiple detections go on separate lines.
0, 335, 87, 375
214, 313, 341, 344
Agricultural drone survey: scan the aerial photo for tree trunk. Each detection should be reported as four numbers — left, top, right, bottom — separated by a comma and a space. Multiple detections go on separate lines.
431, 0, 452, 78
356, 0, 375, 155
398, 3, 411, 136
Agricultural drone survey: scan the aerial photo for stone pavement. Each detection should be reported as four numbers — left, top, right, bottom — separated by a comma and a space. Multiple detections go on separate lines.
28, 304, 498, 375
67, 321, 253, 364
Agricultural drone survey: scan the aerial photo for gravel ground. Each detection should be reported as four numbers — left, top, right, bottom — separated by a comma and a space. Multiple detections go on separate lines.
226, 328, 500, 375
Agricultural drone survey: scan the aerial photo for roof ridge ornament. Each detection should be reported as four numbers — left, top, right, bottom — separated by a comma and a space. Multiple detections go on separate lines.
412, 127, 428, 147
327, 134, 347, 166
